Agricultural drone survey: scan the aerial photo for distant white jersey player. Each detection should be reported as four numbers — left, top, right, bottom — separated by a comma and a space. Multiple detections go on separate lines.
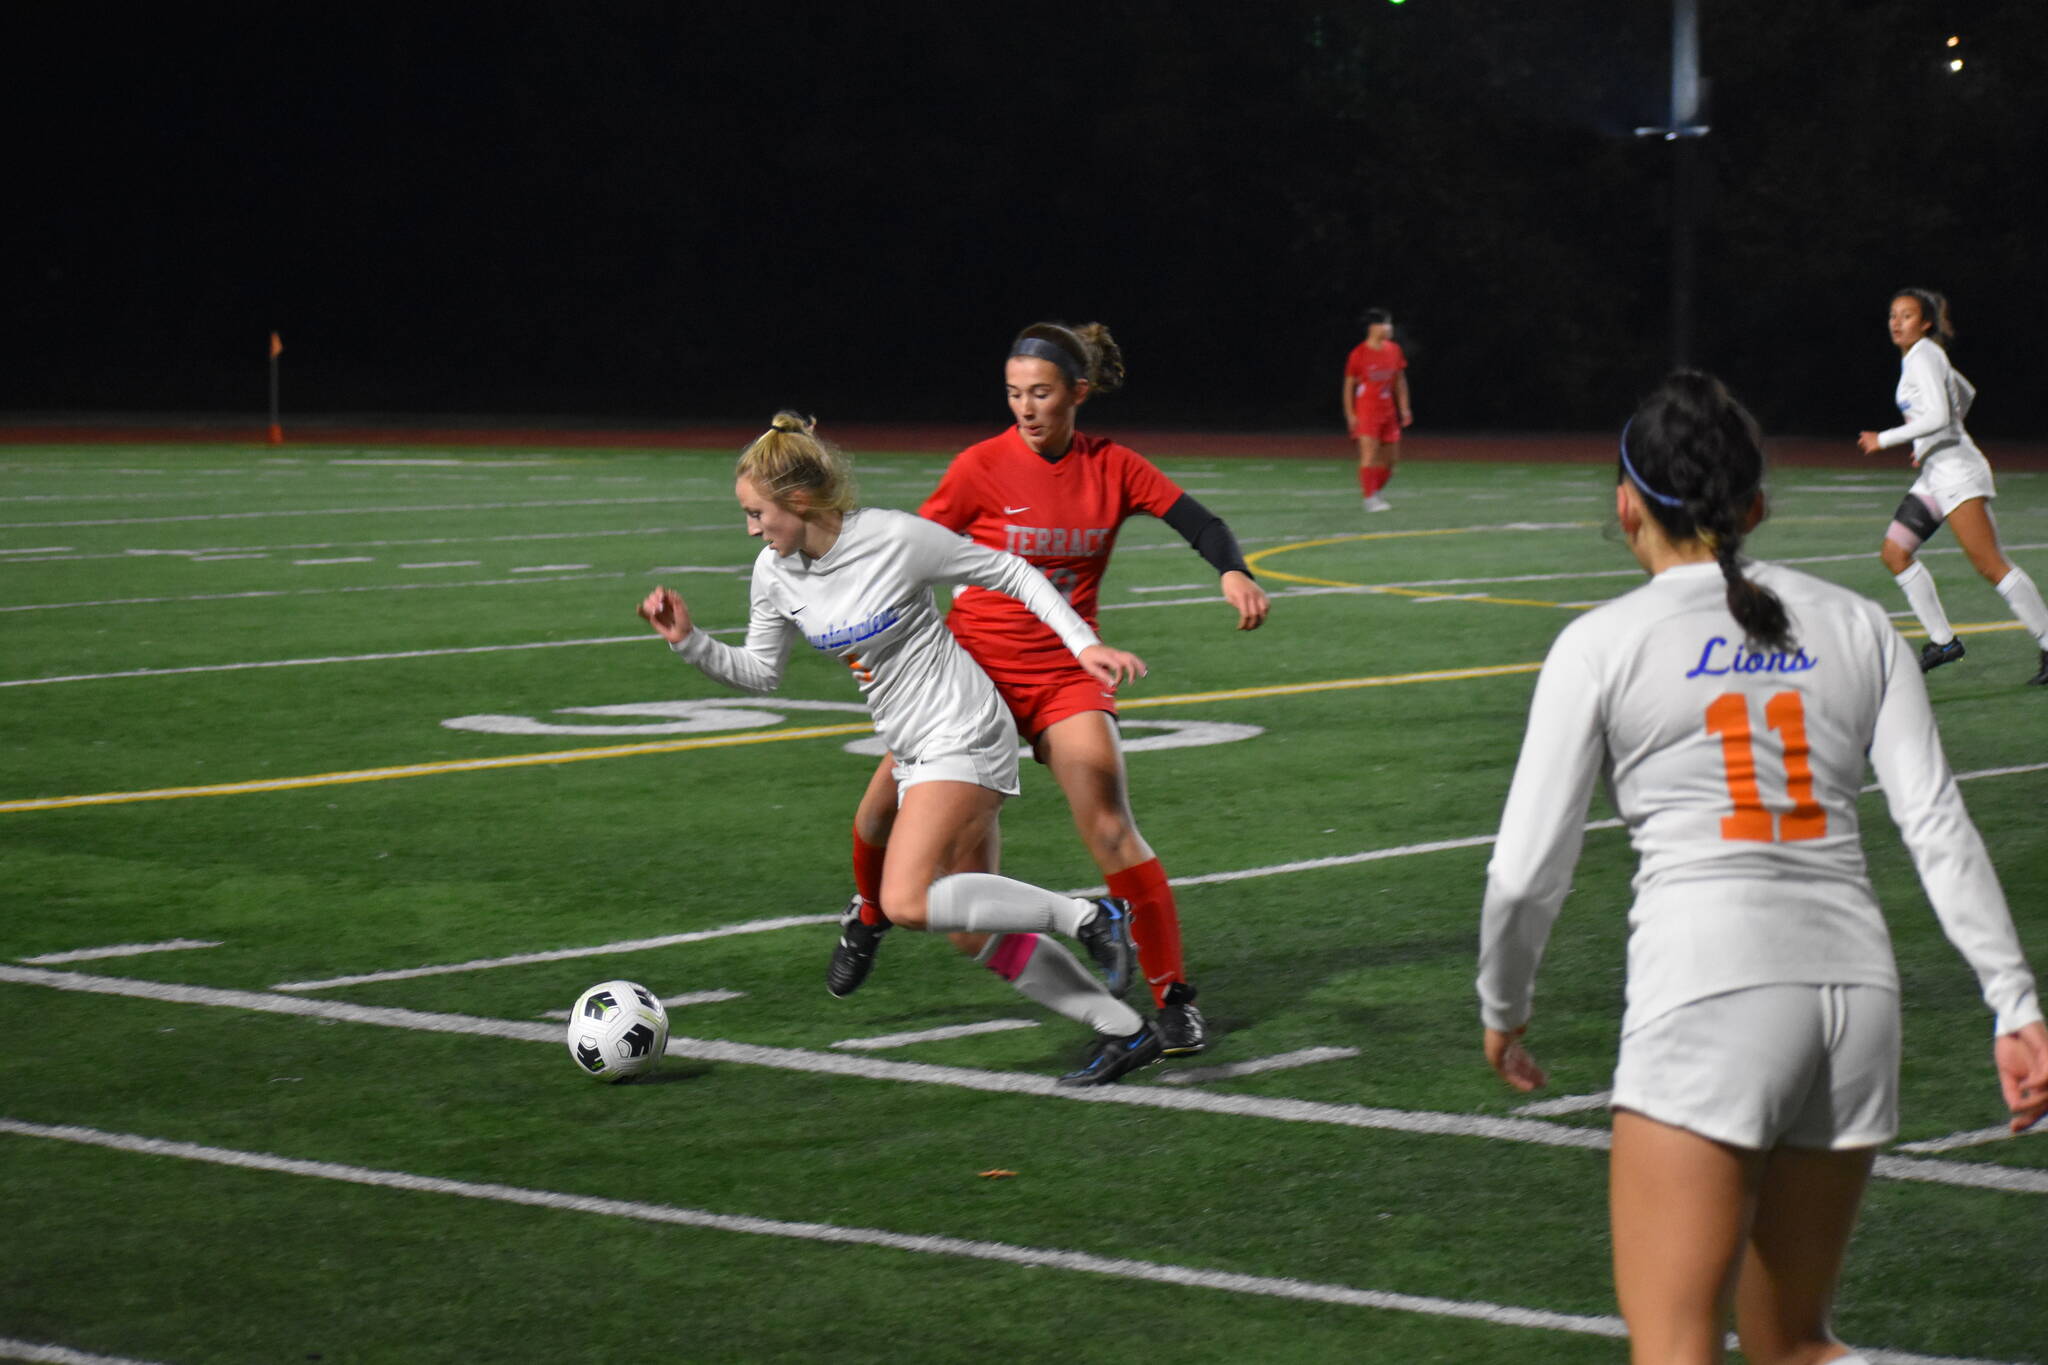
1478, 371, 2047, 1363
638, 411, 1167, 1086
1856, 287, 2048, 684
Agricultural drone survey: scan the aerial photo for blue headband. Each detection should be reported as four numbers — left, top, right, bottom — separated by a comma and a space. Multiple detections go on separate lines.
1009, 336, 1086, 385
1619, 417, 1687, 509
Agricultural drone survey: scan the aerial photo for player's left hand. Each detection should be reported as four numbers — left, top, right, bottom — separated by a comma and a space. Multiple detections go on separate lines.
1220, 570, 1270, 631
1856, 431, 1884, 455
1484, 1026, 1547, 1093
1399, 410, 1414, 429
1078, 644, 1147, 691
1995, 1020, 2048, 1133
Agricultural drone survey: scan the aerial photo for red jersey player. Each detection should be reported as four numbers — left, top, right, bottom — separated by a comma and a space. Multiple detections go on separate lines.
829, 320, 1269, 1077
1342, 308, 1413, 512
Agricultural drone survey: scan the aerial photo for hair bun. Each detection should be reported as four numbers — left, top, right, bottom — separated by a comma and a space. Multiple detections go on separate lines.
768, 410, 815, 435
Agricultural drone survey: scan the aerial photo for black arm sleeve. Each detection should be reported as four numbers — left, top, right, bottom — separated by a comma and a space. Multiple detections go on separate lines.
1160, 493, 1252, 579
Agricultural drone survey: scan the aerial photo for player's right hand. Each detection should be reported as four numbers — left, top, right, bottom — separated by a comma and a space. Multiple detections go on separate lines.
1996, 1020, 2048, 1133
1484, 1026, 1547, 1093
638, 586, 693, 643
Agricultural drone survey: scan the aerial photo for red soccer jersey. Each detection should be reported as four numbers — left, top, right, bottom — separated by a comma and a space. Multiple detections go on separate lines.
1345, 340, 1407, 412
920, 426, 1183, 681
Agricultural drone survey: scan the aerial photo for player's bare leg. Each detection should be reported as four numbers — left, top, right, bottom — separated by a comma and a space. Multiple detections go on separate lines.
1609, 1109, 1762, 1364
1038, 711, 1206, 1054
1734, 1144, 1874, 1365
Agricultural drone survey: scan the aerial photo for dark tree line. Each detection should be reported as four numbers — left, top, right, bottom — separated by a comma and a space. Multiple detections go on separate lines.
15, 0, 2044, 435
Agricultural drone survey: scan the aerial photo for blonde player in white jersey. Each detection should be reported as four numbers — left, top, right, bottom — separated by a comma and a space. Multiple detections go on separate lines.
1479, 372, 2048, 1364
1856, 287, 2048, 684
638, 412, 1166, 1085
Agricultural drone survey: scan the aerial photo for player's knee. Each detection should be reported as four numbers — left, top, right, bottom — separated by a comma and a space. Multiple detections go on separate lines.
1879, 539, 1912, 574
879, 881, 929, 929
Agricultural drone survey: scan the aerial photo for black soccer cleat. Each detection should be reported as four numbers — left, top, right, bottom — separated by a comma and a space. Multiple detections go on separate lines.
826, 896, 889, 999
1919, 637, 1966, 673
1056, 1021, 1164, 1087
1156, 981, 1208, 1056
2028, 649, 2048, 687
1073, 896, 1137, 999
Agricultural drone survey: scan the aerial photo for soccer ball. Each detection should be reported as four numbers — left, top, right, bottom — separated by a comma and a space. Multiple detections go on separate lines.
566, 979, 669, 1083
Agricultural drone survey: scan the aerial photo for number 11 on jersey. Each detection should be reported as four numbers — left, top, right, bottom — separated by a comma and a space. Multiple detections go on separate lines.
1704, 690, 1827, 843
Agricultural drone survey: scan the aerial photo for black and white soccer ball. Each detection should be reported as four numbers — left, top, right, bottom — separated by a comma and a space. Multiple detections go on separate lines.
566, 979, 669, 1083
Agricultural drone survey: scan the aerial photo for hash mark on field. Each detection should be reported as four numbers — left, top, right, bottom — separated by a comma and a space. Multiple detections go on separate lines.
293, 556, 374, 565
832, 1019, 1040, 1051
539, 989, 745, 1020
1511, 1091, 1613, 1118
1895, 1123, 2046, 1155
0, 1333, 172, 1364
1159, 1046, 1359, 1086
17, 938, 222, 965
398, 560, 480, 569
271, 915, 835, 991
0, 1118, 2027, 1365
510, 563, 591, 572
190, 553, 269, 562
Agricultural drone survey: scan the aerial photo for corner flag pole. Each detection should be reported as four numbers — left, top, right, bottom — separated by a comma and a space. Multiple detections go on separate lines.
267, 332, 284, 445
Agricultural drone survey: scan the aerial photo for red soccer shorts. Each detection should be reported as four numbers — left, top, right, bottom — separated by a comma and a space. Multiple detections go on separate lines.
994, 668, 1119, 744
1353, 405, 1403, 445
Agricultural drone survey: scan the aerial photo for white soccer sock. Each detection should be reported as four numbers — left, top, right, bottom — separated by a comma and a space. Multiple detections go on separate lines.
979, 933, 1143, 1036
1995, 566, 2048, 646
923, 872, 1094, 937
1894, 561, 1955, 644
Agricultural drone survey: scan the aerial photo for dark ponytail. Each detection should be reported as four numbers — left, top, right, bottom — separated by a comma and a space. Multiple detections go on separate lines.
1620, 371, 1792, 651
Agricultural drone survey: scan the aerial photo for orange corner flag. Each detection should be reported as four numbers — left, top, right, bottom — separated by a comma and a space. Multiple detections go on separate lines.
269, 332, 283, 359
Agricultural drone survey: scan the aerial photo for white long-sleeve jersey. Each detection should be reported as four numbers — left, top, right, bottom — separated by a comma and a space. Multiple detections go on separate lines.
1878, 336, 1982, 467
673, 506, 1100, 771
1478, 561, 2040, 1039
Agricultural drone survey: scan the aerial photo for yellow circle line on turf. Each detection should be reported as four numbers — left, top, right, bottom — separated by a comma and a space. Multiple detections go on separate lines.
1246, 525, 1598, 609
0, 662, 1549, 815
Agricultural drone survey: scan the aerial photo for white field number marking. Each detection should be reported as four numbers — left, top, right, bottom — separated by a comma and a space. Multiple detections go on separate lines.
444, 699, 1263, 757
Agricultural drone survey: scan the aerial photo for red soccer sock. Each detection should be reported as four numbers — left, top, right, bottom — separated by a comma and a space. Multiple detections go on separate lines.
1357, 463, 1374, 496
1362, 465, 1390, 498
852, 828, 889, 926
1106, 857, 1184, 1008
1377, 464, 1396, 494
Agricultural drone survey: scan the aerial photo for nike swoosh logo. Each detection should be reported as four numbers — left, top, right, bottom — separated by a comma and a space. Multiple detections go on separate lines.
1002, 505, 1030, 515
790, 606, 806, 615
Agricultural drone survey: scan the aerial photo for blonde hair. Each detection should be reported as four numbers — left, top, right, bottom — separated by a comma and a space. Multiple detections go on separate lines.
735, 410, 859, 514
1011, 321, 1127, 396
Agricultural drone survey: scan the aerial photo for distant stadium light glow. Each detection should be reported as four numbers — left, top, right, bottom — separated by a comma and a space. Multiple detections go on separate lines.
1946, 35, 1960, 47
1949, 58, 1965, 72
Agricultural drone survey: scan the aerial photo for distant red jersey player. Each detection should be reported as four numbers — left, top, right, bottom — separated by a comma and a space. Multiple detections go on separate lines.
830, 320, 1270, 1066
1342, 308, 1413, 511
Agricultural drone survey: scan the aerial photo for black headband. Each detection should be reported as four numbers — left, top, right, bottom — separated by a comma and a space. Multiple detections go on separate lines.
1009, 336, 1086, 385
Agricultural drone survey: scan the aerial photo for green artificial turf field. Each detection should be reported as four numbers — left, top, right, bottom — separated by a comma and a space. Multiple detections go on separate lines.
1, 440, 2042, 1364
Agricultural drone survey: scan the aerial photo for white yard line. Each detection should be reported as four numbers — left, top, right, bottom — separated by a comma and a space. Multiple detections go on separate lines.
0, 494, 707, 531
1511, 1091, 1614, 1118
292, 556, 374, 566
0, 570, 625, 614
397, 560, 479, 569
4, 964, 2043, 1199
0, 1118, 1646, 1352
17, 939, 222, 966
508, 563, 591, 573
1158, 1046, 1359, 1086
271, 916, 836, 991
832, 1019, 1041, 1050
0, 525, 683, 566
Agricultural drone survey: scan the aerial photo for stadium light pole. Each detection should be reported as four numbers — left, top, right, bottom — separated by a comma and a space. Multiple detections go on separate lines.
1634, 0, 1709, 369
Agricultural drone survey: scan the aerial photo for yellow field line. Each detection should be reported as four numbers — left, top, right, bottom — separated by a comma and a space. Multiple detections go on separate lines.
1246, 526, 1595, 608
2, 663, 1546, 815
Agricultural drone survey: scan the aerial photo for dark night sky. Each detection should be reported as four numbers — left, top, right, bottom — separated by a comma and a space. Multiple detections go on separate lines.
13, 0, 2045, 436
